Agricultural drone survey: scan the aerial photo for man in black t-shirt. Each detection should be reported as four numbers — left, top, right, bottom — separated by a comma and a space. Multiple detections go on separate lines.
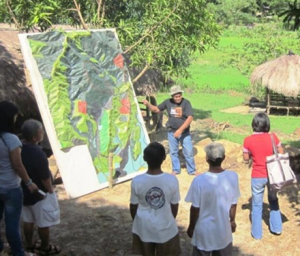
143, 85, 196, 175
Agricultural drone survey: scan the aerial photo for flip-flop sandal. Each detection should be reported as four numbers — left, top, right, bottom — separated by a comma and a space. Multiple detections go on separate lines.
1, 243, 11, 255
26, 242, 41, 253
25, 253, 37, 256
38, 245, 61, 255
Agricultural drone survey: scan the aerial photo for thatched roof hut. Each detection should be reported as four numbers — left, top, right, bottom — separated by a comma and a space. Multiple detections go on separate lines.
250, 53, 300, 98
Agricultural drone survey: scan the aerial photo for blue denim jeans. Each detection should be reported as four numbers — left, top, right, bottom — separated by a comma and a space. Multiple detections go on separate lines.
167, 131, 196, 174
251, 178, 282, 239
0, 186, 25, 256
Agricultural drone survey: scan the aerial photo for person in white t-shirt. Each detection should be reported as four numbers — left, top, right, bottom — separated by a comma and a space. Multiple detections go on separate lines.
185, 142, 240, 256
130, 142, 181, 256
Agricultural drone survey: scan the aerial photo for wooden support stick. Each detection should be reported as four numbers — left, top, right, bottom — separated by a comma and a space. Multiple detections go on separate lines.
108, 153, 114, 189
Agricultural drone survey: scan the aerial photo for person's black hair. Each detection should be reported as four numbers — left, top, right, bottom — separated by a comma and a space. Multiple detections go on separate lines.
0, 101, 18, 133
207, 158, 224, 167
251, 112, 270, 132
22, 119, 43, 141
143, 142, 166, 169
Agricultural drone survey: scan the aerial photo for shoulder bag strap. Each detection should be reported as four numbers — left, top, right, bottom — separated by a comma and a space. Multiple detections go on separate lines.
270, 133, 286, 180
270, 133, 278, 157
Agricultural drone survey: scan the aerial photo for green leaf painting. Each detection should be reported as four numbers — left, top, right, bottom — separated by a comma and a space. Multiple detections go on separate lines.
28, 30, 148, 182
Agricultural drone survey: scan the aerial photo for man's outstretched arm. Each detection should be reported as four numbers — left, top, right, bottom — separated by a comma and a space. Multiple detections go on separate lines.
143, 99, 160, 113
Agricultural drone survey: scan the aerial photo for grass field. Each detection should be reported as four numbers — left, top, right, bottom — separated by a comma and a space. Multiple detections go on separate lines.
153, 32, 300, 146
175, 37, 250, 93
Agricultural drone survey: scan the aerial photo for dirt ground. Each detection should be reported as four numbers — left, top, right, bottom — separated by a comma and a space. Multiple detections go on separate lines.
47, 129, 300, 256
1, 24, 300, 256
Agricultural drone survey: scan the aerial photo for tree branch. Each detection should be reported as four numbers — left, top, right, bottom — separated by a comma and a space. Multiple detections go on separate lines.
6, 0, 21, 30
124, 3, 181, 54
97, 0, 102, 22
100, 3, 105, 27
132, 64, 150, 83
72, 0, 88, 30
96, 0, 105, 27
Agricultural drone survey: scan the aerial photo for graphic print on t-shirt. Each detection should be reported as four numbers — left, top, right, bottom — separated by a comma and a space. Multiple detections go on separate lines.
145, 187, 165, 210
170, 107, 182, 117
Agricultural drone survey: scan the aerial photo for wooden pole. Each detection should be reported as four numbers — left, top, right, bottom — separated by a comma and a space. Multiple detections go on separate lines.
108, 153, 114, 189
266, 88, 271, 114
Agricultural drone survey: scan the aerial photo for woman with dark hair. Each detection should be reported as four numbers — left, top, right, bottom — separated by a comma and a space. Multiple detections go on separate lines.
243, 112, 283, 240
0, 101, 38, 256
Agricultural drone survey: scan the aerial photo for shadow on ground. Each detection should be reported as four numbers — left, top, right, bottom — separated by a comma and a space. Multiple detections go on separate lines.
36, 184, 256, 256
242, 197, 289, 227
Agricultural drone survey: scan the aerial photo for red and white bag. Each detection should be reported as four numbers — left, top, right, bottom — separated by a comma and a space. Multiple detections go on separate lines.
266, 134, 297, 191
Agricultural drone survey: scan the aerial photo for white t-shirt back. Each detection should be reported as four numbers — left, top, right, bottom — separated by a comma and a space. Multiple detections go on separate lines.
130, 172, 180, 243
185, 170, 240, 251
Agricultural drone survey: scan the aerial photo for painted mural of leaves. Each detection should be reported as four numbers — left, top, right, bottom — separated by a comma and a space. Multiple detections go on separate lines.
28, 30, 147, 182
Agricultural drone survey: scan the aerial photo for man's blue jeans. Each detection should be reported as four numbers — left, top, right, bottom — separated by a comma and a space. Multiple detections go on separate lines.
0, 186, 25, 256
168, 131, 196, 174
251, 178, 282, 239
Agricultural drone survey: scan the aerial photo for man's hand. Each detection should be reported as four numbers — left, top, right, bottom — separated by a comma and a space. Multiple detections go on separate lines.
142, 99, 160, 113
27, 182, 38, 193
231, 220, 237, 233
174, 129, 182, 138
142, 99, 149, 106
187, 225, 194, 238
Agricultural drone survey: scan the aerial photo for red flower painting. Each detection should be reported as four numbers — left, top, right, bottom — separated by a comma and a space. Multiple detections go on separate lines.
113, 54, 124, 68
78, 100, 87, 114
120, 98, 130, 114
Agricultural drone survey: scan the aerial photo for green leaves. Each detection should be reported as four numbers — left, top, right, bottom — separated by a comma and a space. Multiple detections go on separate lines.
5, 0, 59, 32
3, 0, 221, 80
279, 0, 300, 30
116, 0, 220, 80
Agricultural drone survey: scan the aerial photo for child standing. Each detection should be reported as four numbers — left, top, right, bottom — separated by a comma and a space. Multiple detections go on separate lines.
130, 142, 181, 256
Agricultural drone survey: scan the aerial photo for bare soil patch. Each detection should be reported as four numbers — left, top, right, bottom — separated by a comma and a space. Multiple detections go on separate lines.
47, 135, 300, 256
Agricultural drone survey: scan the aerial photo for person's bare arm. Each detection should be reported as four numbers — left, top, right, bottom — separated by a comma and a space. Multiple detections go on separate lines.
10, 147, 38, 193
174, 116, 193, 138
187, 205, 199, 238
41, 177, 54, 193
130, 203, 138, 220
171, 203, 179, 218
230, 204, 237, 233
278, 146, 284, 154
142, 99, 160, 113
243, 152, 250, 162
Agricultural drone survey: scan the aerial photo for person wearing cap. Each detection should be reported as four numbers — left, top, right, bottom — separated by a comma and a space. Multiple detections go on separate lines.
185, 142, 240, 256
143, 85, 196, 175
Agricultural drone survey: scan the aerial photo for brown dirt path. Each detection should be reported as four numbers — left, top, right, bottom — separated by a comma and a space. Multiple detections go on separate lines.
46, 136, 300, 256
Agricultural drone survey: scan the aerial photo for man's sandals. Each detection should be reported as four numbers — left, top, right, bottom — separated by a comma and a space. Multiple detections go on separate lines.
26, 242, 41, 253
38, 245, 61, 255
26, 243, 61, 255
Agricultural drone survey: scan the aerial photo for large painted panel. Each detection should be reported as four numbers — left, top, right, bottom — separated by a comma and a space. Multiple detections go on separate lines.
19, 29, 149, 198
